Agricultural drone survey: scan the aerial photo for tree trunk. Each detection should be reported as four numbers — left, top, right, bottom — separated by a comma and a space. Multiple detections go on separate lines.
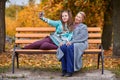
113, 0, 120, 56
0, 0, 6, 53
102, 14, 112, 50
102, 0, 113, 50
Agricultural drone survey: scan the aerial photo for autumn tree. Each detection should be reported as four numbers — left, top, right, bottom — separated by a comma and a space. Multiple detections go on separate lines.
29, 0, 35, 5
5, 5, 24, 18
0, 0, 7, 52
113, 0, 120, 56
102, 0, 113, 50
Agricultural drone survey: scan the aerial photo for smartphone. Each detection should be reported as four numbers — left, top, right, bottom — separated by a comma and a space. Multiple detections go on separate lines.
39, 12, 44, 17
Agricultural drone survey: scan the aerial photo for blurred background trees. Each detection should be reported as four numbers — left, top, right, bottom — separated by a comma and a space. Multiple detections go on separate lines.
2, 0, 120, 56
5, 0, 106, 49
6, 0, 105, 36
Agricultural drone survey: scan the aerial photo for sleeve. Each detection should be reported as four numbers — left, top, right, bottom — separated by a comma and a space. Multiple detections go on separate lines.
70, 25, 88, 43
67, 32, 73, 41
40, 17, 60, 28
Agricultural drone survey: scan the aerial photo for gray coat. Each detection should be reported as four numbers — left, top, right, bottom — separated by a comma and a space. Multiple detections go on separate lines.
56, 23, 88, 71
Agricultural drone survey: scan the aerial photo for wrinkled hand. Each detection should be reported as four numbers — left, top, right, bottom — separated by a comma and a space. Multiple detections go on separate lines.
39, 12, 44, 18
66, 41, 71, 46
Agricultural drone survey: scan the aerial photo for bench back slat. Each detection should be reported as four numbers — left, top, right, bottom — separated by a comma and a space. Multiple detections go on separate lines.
15, 33, 50, 38
16, 27, 101, 32
16, 27, 55, 32
15, 27, 102, 47
15, 33, 101, 38
15, 39, 101, 44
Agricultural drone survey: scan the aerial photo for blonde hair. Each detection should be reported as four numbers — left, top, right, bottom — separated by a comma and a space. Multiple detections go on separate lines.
78, 11, 86, 20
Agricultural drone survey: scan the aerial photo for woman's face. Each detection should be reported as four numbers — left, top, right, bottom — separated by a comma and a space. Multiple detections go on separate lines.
75, 13, 83, 24
62, 12, 69, 23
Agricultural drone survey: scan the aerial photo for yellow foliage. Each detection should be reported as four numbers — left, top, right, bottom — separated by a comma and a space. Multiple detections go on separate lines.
0, 50, 120, 70
38, 1, 63, 20
6, 0, 105, 37
6, 17, 16, 36
6, 5, 54, 36
17, 6, 50, 27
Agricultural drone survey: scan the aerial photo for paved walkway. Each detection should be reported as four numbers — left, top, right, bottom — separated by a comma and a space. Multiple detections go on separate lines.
0, 70, 117, 80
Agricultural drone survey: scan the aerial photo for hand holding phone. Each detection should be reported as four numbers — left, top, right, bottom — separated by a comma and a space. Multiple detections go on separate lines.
39, 12, 44, 18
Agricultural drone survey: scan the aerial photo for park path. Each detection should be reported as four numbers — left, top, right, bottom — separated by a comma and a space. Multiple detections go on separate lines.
0, 69, 117, 80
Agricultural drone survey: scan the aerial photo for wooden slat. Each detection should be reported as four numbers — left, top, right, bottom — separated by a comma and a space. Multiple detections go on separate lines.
15, 33, 101, 38
87, 27, 101, 32
15, 40, 38, 44
15, 39, 101, 44
15, 33, 50, 38
16, 27, 55, 32
84, 49, 101, 53
16, 27, 101, 32
88, 39, 101, 43
15, 49, 56, 54
88, 33, 101, 38
14, 49, 101, 53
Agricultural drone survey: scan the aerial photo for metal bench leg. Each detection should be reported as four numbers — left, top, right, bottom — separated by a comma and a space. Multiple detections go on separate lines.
101, 50, 104, 74
97, 53, 101, 69
16, 53, 19, 68
12, 52, 16, 73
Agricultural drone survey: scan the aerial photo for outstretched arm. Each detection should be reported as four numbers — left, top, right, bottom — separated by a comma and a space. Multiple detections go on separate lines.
39, 12, 60, 28
41, 17, 60, 28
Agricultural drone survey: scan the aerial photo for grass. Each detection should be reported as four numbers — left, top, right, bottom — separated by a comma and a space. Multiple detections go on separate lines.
108, 64, 120, 78
113, 69, 120, 78
0, 66, 10, 74
18, 65, 61, 73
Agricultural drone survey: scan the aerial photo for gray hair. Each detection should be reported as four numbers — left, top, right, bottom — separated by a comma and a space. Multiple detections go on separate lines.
78, 11, 86, 20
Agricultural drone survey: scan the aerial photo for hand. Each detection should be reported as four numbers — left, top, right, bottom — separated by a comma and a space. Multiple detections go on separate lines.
59, 42, 64, 46
39, 12, 44, 18
66, 41, 71, 46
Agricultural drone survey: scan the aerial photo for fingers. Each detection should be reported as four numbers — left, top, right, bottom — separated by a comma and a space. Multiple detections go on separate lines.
39, 12, 44, 18
59, 42, 63, 46
66, 42, 71, 46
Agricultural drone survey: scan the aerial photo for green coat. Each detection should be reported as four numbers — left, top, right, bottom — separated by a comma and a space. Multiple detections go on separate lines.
41, 17, 73, 46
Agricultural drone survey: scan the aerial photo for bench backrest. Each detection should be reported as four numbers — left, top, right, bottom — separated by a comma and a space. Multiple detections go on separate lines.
15, 27, 101, 48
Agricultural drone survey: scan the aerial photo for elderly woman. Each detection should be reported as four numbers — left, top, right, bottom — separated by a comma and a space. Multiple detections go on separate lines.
57, 11, 88, 77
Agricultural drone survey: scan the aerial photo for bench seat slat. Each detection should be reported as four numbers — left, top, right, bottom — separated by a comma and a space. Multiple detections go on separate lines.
14, 49, 102, 54
15, 39, 101, 44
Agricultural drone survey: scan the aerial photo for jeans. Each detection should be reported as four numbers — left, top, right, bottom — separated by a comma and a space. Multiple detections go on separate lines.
60, 44, 74, 73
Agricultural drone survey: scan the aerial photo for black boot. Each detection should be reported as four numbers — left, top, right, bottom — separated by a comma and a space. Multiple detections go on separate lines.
61, 70, 67, 77
65, 72, 73, 77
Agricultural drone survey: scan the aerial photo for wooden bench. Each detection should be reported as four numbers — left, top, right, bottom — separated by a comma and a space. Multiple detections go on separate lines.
12, 27, 104, 74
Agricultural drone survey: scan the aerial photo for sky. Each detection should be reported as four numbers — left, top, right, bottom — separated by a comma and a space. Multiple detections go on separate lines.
6, 0, 40, 7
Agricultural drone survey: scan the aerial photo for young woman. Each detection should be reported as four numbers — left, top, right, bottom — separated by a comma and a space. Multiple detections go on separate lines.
23, 10, 73, 50
57, 11, 88, 77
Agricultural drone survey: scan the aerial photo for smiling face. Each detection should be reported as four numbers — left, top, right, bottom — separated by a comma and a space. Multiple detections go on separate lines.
74, 12, 85, 24
61, 12, 69, 23
74, 13, 83, 24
